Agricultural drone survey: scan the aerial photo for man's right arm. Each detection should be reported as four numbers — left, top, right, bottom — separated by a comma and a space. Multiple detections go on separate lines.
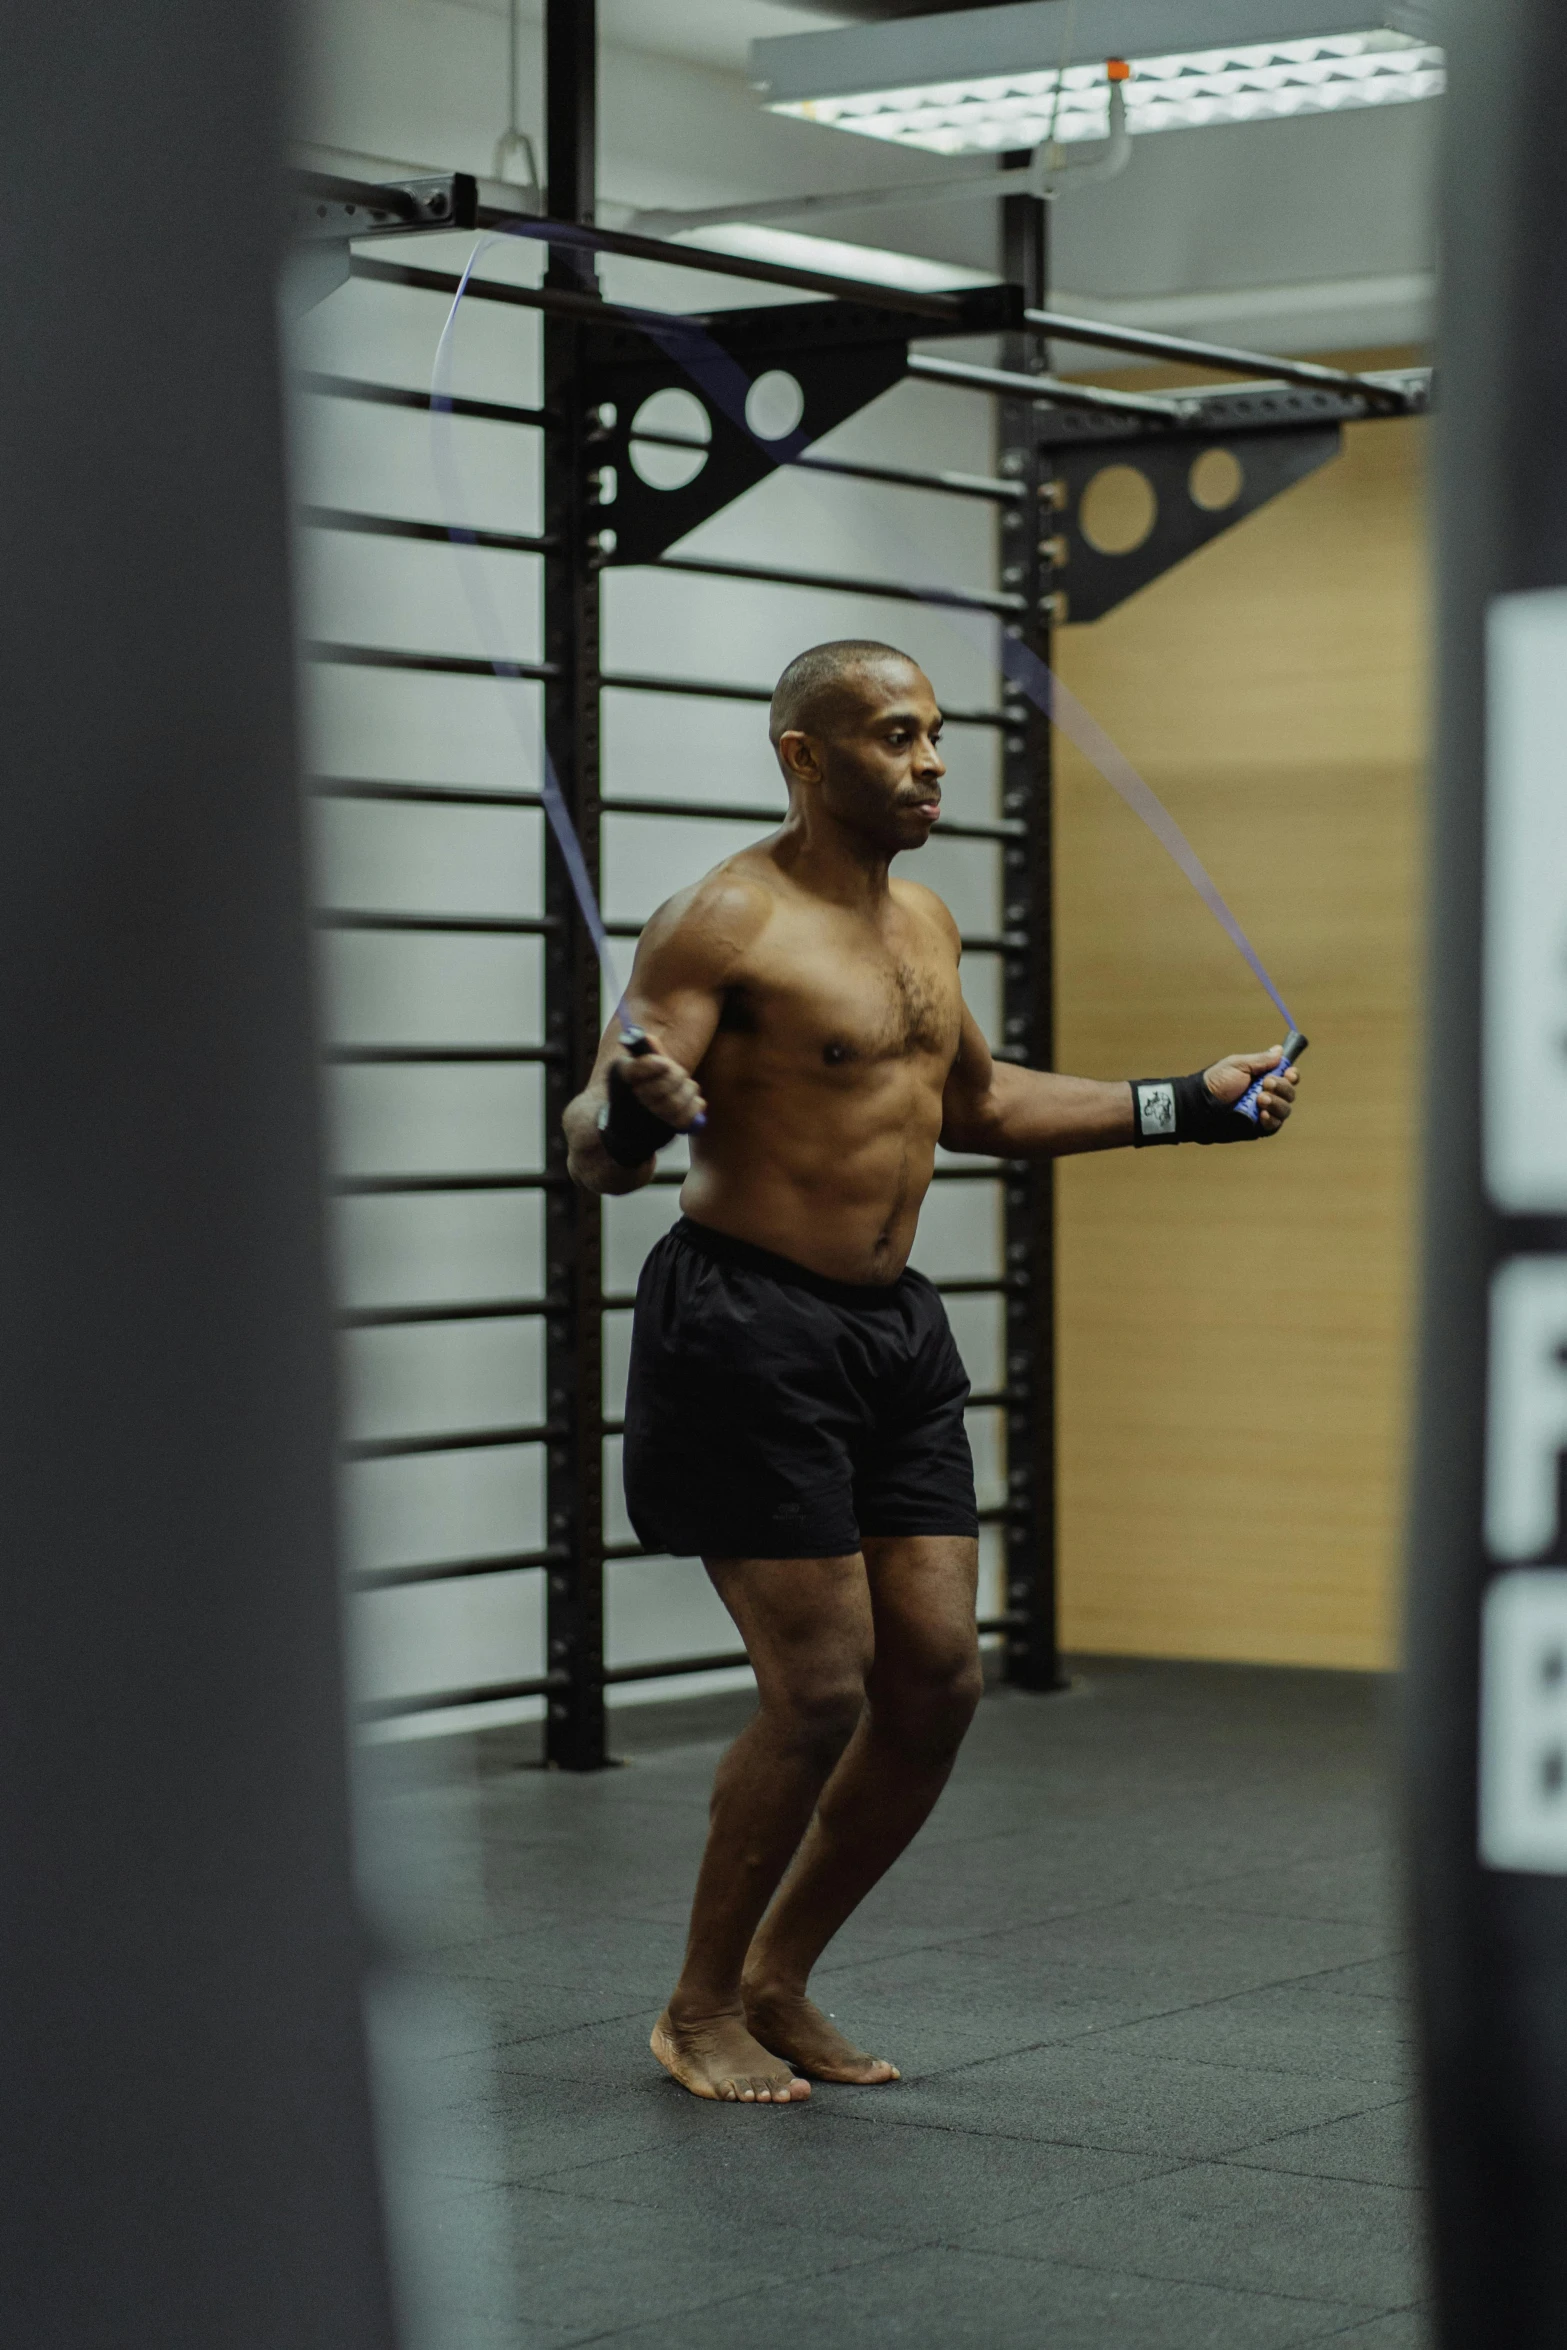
562, 875, 770, 1196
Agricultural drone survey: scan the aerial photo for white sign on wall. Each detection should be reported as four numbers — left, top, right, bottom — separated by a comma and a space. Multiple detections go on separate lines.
1481, 1569, 1567, 1873
1486, 589, 1567, 1210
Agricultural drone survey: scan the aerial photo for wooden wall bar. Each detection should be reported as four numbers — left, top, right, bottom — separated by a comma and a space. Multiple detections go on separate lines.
1052, 356, 1429, 1669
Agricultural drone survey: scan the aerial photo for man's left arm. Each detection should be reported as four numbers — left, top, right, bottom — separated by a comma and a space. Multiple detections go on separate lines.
938, 1002, 1299, 1159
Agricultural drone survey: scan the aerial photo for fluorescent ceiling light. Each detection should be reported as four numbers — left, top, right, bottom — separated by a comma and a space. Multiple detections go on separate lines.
753, 2, 1445, 154
672, 223, 995, 293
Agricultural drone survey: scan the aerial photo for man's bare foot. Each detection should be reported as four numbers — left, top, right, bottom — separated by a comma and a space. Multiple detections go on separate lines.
741, 1980, 900, 2085
650, 2007, 811, 2104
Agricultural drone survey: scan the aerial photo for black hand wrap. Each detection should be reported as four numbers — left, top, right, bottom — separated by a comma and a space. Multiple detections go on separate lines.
598, 1059, 679, 1169
1129, 1072, 1263, 1146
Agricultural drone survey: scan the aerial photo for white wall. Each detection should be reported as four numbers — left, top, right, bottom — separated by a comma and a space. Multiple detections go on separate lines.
289, 1, 1016, 1734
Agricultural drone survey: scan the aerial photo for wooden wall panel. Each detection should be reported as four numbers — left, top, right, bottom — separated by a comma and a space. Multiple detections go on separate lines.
1051, 359, 1428, 1669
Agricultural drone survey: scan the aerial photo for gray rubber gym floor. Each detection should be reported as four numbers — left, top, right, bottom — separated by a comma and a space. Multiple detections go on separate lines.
364, 1658, 1429, 2349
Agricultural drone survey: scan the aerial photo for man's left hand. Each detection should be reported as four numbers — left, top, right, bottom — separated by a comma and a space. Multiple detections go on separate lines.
1202, 1047, 1299, 1135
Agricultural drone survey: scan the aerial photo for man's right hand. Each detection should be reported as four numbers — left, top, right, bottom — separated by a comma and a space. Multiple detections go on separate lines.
615, 1038, 706, 1133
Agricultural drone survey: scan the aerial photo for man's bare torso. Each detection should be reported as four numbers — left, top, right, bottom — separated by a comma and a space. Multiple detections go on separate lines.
676, 847, 964, 1284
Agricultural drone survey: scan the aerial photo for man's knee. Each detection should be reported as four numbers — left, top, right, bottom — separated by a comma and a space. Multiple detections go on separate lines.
763, 1666, 868, 1768
872, 1644, 982, 1757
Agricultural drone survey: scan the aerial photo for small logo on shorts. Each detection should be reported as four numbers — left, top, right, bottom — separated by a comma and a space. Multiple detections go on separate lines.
772, 1501, 802, 1517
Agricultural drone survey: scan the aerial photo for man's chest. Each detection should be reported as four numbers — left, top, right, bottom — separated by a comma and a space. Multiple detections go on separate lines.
719, 917, 962, 1069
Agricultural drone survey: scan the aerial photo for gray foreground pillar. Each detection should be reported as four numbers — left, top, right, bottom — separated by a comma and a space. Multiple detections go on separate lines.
0, 6, 397, 2344
1406, 4, 1567, 2343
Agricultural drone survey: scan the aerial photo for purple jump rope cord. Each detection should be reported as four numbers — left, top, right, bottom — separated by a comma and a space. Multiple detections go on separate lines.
430, 222, 1298, 1076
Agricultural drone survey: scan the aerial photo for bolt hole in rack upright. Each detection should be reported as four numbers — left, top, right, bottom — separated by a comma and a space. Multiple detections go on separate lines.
286, 50, 1427, 1769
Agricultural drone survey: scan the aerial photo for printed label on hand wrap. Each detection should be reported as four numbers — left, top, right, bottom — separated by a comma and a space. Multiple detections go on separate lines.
1134, 1081, 1178, 1140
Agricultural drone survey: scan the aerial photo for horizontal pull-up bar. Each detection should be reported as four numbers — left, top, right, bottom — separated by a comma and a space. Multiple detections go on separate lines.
1023, 308, 1412, 403
467, 194, 996, 323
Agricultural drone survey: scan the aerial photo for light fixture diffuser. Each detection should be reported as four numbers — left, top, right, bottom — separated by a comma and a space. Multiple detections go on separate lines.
752, 2, 1445, 154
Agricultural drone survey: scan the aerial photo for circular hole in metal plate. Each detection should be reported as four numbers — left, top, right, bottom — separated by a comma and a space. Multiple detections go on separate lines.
744, 369, 805, 443
628, 388, 711, 490
1188, 446, 1245, 511
1077, 463, 1158, 555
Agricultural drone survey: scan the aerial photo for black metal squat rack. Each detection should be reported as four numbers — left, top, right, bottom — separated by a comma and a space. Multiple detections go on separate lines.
293, 0, 1429, 1768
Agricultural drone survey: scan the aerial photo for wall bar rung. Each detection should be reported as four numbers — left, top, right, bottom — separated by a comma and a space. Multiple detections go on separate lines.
300, 506, 555, 557
296, 370, 552, 431
357, 1668, 567, 1724
644, 1163, 1007, 1187
598, 672, 1009, 728
307, 641, 556, 681
352, 1545, 564, 1593
307, 776, 546, 810
597, 1274, 1006, 1312
337, 1297, 553, 1329
324, 1043, 557, 1064
596, 795, 1021, 844
341, 1419, 557, 1464
604, 1650, 749, 1686
316, 909, 556, 936
330, 1170, 559, 1196
643, 552, 1025, 619
628, 428, 1022, 506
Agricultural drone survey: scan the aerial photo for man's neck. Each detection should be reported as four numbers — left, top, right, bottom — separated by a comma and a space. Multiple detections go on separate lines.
771, 804, 893, 914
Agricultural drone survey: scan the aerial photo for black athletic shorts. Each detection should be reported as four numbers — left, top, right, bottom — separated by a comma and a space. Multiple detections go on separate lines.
622, 1216, 979, 1560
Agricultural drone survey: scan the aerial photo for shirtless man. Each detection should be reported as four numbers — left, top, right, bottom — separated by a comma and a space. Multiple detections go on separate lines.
563, 639, 1299, 2107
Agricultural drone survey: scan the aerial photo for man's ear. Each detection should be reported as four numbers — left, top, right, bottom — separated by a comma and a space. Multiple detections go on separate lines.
776, 728, 823, 788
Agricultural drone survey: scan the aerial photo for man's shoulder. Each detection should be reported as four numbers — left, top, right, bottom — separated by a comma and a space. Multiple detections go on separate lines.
890, 876, 961, 949
641, 855, 780, 971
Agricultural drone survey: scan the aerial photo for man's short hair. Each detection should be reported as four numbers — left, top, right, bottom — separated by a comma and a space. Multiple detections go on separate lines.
767, 639, 920, 749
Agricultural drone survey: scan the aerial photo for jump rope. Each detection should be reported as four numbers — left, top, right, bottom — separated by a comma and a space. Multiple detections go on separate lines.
428, 221, 1306, 1129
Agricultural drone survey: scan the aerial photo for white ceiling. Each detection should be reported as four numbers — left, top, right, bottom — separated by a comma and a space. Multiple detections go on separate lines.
479, 1, 850, 78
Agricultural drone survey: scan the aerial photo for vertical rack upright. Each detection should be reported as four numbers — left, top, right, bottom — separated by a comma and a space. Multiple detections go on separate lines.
998, 186, 1061, 1693
541, 0, 608, 1768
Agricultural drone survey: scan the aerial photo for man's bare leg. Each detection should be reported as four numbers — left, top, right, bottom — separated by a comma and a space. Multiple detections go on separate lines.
741, 1535, 982, 2083
652, 1551, 874, 2104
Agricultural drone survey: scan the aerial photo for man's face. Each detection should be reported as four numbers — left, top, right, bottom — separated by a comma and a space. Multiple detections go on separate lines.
785, 663, 947, 853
